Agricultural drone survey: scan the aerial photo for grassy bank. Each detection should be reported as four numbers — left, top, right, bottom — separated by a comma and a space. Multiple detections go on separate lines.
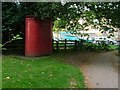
2, 55, 85, 88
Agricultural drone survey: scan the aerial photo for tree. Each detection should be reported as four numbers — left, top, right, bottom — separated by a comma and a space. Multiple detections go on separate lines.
2, 2, 38, 44
86, 2, 120, 36
2, 2, 120, 47
2, 2, 84, 45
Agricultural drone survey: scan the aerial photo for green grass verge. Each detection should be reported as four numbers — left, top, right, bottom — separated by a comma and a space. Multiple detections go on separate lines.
109, 45, 118, 50
0, 56, 2, 89
2, 55, 85, 88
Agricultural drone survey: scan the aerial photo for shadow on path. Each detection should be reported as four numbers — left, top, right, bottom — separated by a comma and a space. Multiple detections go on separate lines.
63, 51, 118, 88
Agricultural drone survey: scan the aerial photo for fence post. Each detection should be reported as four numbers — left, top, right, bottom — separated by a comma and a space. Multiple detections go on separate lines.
56, 40, 59, 52
75, 40, 77, 50
65, 39, 67, 50
75, 40, 77, 46
52, 39, 54, 52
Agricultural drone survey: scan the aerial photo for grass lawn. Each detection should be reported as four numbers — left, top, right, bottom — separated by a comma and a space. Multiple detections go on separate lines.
0, 56, 2, 89
2, 55, 85, 88
109, 45, 118, 50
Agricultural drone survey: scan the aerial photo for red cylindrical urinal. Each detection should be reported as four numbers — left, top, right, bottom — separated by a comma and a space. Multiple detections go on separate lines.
25, 16, 52, 56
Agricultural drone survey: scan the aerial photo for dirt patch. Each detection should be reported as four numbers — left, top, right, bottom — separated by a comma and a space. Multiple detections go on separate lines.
63, 51, 97, 66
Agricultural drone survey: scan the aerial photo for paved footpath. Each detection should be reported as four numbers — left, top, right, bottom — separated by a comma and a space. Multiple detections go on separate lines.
64, 51, 119, 88
81, 51, 119, 88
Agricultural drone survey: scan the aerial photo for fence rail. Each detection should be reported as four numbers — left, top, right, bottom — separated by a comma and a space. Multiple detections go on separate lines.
52, 39, 79, 51
2, 40, 25, 53
2, 39, 80, 53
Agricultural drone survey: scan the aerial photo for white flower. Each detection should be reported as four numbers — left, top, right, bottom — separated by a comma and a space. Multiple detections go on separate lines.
50, 74, 53, 77
42, 72, 44, 74
6, 77, 10, 79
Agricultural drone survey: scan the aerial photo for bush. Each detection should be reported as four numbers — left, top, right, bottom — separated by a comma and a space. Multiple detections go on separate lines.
75, 40, 111, 52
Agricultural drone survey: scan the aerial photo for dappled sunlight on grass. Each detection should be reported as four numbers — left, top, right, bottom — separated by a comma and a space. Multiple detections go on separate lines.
2, 55, 85, 88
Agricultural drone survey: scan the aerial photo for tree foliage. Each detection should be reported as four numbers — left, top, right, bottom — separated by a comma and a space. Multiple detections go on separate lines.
85, 2, 120, 38
2, 2, 38, 43
2, 2, 120, 44
87, 2, 120, 28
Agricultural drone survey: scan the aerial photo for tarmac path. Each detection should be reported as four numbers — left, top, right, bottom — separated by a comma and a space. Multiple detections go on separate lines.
64, 51, 119, 88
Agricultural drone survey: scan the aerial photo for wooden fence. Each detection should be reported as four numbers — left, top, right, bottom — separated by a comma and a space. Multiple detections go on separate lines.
3, 39, 80, 54
52, 39, 80, 51
2, 39, 25, 54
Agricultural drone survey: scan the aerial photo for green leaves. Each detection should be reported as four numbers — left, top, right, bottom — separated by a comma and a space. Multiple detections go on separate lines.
2, 2, 120, 45
53, 19, 68, 31
89, 2, 120, 28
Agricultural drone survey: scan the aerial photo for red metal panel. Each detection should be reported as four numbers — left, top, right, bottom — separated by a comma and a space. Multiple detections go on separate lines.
25, 17, 52, 56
